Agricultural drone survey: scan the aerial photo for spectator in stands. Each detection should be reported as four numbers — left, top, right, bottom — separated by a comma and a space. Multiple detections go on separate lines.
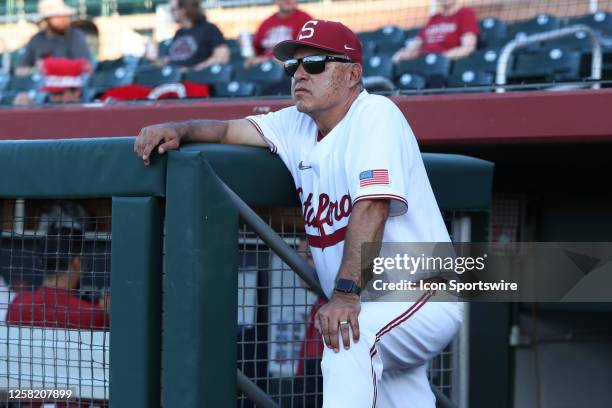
246, 0, 313, 67
392, 0, 479, 62
166, 0, 230, 70
15, 0, 91, 76
13, 57, 91, 106
7, 225, 110, 330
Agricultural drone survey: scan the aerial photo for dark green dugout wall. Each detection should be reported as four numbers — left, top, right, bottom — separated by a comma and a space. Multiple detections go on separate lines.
0, 138, 495, 408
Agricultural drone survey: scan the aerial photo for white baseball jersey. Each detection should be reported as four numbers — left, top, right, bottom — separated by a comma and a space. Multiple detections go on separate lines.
247, 90, 449, 298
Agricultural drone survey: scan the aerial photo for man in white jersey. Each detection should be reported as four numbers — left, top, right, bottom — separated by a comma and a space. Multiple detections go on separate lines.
135, 19, 462, 408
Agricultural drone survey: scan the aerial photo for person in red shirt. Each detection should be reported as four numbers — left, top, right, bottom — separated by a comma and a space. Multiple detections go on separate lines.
392, 0, 479, 62
246, 0, 313, 66
7, 226, 110, 330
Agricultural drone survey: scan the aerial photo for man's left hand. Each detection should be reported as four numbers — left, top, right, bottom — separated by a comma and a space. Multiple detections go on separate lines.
315, 292, 360, 352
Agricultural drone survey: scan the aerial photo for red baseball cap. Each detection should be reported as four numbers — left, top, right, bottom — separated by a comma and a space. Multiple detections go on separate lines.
273, 19, 362, 64
41, 57, 91, 92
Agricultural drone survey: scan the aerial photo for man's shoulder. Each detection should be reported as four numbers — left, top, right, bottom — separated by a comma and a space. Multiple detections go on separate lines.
28, 30, 47, 44
353, 92, 400, 117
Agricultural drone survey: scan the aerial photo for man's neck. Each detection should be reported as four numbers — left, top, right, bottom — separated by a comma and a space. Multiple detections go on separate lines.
442, 4, 461, 16
311, 88, 361, 137
277, 9, 295, 19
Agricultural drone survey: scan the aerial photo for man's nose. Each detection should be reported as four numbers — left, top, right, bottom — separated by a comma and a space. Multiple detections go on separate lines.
293, 63, 309, 81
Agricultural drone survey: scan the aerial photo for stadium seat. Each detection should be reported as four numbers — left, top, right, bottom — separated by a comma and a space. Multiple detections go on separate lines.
447, 69, 494, 89
395, 53, 451, 87
508, 48, 582, 83
6, 74, 43, 92
233, 61, 285, 84
452, 48, 504, 75
508, 14, 562, 41
362, 55, 394, 79
227, 39, 243, 62
544, 29, 596, 53
88, 67, 135, 93
134, 65, 183, 87
184, 64, 233, 85
359, 26, 406, 55
212, 81, 257, 97
566, 11, 612, 34
395, 72, 426, 90
479, 18, 509, 48
0, 74, 8, 92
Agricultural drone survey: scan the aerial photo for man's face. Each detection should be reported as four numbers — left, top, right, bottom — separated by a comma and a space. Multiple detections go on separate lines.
49, 87, 82, 103
46, 16, 71, 33
275, 0, 297, 14
439, 0, 457, 11
290, 47, 353, 114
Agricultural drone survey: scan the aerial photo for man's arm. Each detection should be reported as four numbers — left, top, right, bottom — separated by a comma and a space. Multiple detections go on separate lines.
442, 32, 477, 60
316, 199, 390, 352
134, 118, 267, 165
392, 37, 423, 63
192, 44, 230, 70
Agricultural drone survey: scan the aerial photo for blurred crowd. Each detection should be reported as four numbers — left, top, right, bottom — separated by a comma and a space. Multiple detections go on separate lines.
1, 0, 611, 105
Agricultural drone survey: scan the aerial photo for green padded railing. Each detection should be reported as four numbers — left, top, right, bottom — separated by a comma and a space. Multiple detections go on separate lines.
0, 137, 494, 407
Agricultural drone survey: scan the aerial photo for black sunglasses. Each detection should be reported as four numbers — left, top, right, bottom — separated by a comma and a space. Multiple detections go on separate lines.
283, 55, 352, 77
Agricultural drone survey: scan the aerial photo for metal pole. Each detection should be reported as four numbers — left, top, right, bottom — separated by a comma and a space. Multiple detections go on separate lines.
237, 369, 280, 408
589, 0, 599, 14
496, 25, 602, 93
451, 215, 471, 408
219, 177, 327, 300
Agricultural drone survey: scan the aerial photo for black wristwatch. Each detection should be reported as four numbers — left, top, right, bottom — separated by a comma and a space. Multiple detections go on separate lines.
334, 279, 362, 296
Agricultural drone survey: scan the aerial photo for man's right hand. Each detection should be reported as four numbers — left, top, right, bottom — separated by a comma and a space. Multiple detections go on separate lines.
134, 123, 182, 165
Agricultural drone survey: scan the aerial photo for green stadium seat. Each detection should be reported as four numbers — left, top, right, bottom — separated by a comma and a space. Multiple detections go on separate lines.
233, 60, 285, 84
226, 39, 243, 63
359, 26, 406, 55
395, 72, 426, 90
566, 11, 612, 34
544, 29, 596, 53
134, 65, 183, 87
184, 64, 233, 85
88, 67, 134, 92
362, 55, 394, 79
6, 74, 43, 92
395, 53, 451, 87
508, 48, 582, 83
452, 48, 504, 75
212, 81, 257, 97
446, 69, 494, 89
508, 14, 562, 41
479, 17, 509, 48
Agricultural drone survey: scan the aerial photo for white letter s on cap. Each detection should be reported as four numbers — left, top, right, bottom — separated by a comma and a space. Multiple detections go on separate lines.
298, 20, 319, 40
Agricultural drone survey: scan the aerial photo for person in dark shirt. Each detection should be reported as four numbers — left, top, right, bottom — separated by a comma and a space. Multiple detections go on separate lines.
166, 0, 229, 70
15, 0, 91, 76
7, 226, 110, 331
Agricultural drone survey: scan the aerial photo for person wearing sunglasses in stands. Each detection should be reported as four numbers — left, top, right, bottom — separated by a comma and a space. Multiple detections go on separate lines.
134, 19, 462, 408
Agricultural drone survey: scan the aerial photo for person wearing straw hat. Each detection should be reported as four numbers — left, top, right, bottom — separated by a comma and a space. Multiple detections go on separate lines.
15, 0, 91, 76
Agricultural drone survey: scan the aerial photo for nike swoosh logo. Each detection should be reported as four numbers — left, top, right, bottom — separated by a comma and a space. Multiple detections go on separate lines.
298, 161, 312, 170
344, 45, 356, 50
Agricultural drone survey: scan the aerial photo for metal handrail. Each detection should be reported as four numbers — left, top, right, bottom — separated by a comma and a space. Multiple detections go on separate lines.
217, 174, 458, 408
496, 24, 602, 93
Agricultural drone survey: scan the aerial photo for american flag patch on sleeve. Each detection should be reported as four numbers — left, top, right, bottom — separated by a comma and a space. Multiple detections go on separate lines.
359, 169, 389, 187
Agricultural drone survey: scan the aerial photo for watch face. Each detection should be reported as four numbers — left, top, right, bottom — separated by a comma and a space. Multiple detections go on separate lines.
336, 279, 352, 292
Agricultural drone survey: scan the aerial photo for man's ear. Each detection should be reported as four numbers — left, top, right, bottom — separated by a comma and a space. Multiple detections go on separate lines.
349, 63, 363, 87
